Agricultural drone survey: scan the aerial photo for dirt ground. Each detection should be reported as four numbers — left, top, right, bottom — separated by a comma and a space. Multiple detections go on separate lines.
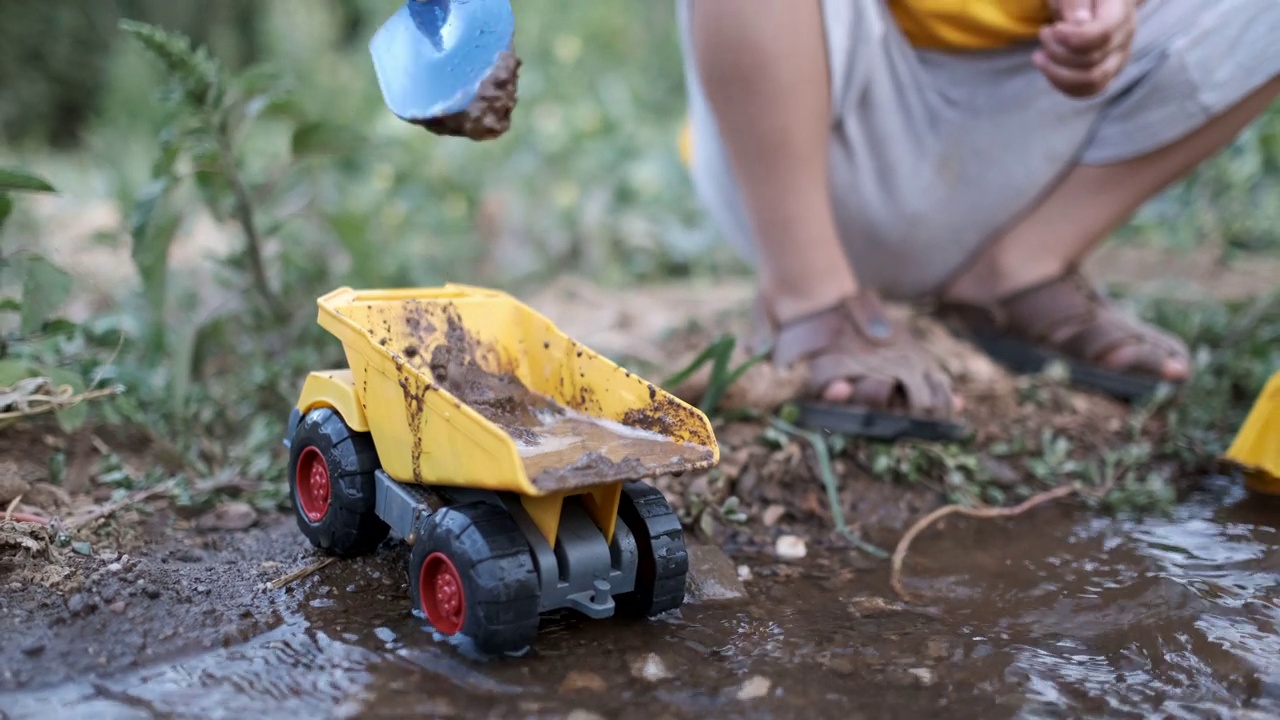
2, 218, 1271, 696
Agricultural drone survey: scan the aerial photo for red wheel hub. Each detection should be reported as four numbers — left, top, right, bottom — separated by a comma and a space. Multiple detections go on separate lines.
419, 552, 466, 635
295, 446, 331, 523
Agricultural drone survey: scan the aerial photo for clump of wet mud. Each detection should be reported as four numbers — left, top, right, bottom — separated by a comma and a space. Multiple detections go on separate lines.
418, 50, 521, 141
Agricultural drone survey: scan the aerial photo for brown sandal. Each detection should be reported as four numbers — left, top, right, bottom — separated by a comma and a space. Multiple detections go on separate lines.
754, 290, 968, 442
935, 269, 1190, 402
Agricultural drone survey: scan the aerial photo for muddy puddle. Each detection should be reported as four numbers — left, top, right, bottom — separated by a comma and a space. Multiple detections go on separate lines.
4, 475, 1278, 719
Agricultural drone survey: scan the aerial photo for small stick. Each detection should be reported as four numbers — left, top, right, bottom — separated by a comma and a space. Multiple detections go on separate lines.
0, 386, 123, 421
5, 513, 51, 526
4, 495, 20, 521
63, 480, 176, 532
269, 557, 335, 590
890, 484, 1079, 603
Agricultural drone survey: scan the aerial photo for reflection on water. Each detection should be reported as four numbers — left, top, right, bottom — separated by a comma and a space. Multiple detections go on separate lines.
4, 476, 1278, 719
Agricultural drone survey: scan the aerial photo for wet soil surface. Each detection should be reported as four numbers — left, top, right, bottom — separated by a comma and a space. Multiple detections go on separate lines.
3, 476, 1278, 719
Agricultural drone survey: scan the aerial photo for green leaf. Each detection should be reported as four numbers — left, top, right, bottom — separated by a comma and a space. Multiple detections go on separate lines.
21, 256, 74, 334
129, 177, 179, 316
0, 168, 56, 193
0, 298, 19, 313
292, 122, 363, 158
0, 358, 37, 387
47, 367, 89, 433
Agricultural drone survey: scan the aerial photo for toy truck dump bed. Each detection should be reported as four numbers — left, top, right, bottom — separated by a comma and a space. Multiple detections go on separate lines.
308, 285, 717, 495
284, 285, 720, 656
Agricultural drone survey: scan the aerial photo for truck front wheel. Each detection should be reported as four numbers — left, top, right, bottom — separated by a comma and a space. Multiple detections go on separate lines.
409, 502, 541, 656
288, 407, 390, 557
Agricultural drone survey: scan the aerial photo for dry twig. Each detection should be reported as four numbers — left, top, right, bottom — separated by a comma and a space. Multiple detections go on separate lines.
62, 480, 177, 532
269, 557, 335, 589
889, 484, 1079, 602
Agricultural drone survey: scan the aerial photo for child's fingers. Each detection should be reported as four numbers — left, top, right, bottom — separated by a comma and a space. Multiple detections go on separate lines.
1038, 29, 1107, 69
1049, 0, 1132, 53
1039, 18, 1132, 69
1054, 0, 1095, 23
1034, 45, 1127, 98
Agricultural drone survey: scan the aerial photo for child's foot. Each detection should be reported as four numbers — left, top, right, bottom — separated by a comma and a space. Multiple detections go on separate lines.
754, 290, 967, 441
935, 269, 1190, 401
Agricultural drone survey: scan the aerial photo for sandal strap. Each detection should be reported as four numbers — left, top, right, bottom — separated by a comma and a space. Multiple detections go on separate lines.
766, 291, 897, 366
754, 290, 953, 417
942, 268, 1189, 370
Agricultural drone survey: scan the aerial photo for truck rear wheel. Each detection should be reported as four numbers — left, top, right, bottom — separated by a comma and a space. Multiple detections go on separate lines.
288, 407, 390, 557
614, 482, 688, 618
409, 502, 541, 655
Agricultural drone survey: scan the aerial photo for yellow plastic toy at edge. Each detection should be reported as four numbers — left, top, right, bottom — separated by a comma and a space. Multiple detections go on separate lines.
1225, 370, 1280, 496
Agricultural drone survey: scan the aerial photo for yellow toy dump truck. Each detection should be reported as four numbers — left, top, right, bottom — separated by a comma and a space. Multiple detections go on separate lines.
1225, 370, 1280, 497
282, 285, 719, 655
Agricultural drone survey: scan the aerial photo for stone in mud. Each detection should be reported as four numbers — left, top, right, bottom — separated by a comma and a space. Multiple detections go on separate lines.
196, 501, 258, 531
559, 670, 607, 693
736, 675, 772, 701
0, 471, 31, 506
684, 542, 746, 603
418, 51, 521, 141
22, 482, 71, 512
630, 653, 672, 682
775, 534, 807, 561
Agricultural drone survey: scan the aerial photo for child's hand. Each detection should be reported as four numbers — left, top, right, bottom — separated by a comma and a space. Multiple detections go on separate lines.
1035, 0, 1137, 98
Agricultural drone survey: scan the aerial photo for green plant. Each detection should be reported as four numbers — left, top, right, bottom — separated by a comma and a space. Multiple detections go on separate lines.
0, 168, 121, 432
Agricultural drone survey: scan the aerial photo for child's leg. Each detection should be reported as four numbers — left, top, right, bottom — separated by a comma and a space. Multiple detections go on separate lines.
689, 0, 854, 323
943, 77, 1279, 382
688, 0, 959, 418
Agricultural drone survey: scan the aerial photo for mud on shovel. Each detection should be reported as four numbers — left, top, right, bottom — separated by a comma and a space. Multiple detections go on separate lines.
370, 0, 520, 140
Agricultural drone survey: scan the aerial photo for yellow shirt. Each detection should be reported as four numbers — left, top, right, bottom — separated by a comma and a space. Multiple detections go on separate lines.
888, 0, 1054, 50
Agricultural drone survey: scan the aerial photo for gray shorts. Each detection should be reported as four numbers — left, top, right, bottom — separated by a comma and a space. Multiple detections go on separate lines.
677, 0, 1280, 300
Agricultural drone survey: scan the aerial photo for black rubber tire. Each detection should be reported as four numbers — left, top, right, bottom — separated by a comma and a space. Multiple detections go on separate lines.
287, 407, 391, 557
409, 502, 541, 655
614, 482, 688, 618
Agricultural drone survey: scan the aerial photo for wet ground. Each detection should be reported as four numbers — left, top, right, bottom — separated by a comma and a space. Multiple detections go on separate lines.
3, 473, 1277, 720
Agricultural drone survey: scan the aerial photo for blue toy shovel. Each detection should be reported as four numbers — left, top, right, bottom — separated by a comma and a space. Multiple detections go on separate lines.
369, 0, 519, 139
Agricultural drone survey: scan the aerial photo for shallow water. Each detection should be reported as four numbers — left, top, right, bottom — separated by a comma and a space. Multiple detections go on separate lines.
4, 476, 1278, 719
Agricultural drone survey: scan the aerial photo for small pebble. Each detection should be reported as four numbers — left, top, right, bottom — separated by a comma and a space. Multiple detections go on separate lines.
108, 601, 127, 614
71, 541, 92, 556
559, 670, 607, 693
98, 550, 119, 563
20, 641, 45, 657
736, 675, 772, 700
565, 711, 606, 720
106, 563, 123, 573
908, 667, 936, 686
142, 586, 161, 600
630, 653, 672, 682
736, 565, 753, 582
67, 593, 96, 616
775, 535, 807, 561
762, 504, 787, 527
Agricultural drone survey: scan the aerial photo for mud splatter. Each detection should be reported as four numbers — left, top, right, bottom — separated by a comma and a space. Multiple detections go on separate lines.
622, 396, 715, 450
